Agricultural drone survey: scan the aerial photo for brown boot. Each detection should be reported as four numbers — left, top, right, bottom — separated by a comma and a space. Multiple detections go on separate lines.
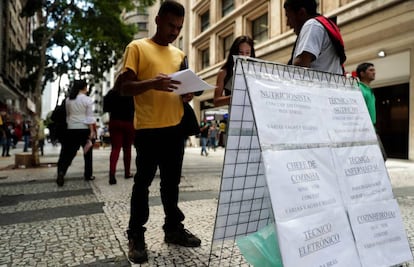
127, 231, 148, 264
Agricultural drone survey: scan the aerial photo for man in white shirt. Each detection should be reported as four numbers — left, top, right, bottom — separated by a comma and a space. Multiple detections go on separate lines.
284, 0, 345, 75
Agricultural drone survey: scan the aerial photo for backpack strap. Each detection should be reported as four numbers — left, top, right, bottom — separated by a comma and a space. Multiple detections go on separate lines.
314, 15, 347, 66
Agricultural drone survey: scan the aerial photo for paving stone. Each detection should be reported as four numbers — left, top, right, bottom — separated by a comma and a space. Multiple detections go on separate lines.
1, 146, 414, 266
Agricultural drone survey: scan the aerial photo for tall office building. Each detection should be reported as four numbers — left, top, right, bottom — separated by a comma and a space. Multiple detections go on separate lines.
0, 0, 35, 123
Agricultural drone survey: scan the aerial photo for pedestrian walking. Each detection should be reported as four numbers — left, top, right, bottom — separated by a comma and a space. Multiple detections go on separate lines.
22, 120, 31, 152
56, 79, 96, 186
200, 118, 209, 156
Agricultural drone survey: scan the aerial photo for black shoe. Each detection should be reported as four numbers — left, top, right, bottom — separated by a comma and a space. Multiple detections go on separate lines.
84, 176, 95, 181
164, 228, 201, 247
124, 174, 133, 179
57, 172, 64, 187
109, 175, 117, 185
128, 234, 148, 264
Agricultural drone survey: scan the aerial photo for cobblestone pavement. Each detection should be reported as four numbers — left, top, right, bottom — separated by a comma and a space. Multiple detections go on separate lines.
0, 144, 413, 266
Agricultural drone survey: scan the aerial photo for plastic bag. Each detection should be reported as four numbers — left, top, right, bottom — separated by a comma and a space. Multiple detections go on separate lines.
236, 223, 283, 267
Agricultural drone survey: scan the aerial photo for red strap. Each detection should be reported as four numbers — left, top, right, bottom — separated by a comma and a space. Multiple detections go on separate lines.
314, 16, 344, 47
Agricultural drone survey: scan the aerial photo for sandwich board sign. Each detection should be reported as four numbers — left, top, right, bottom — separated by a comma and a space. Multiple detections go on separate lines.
209, 58, 413, 267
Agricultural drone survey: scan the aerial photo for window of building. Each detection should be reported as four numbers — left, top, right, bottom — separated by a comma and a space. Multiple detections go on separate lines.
222, 0, 234, 17
223, 34, 234, 59
200, 11, 210, 32
252, 13, 268, 44
201, 48, 210, 69
137, 22, 147, 31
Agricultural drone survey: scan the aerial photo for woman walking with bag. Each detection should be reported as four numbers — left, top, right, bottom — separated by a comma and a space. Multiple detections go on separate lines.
56, 80, 96, 186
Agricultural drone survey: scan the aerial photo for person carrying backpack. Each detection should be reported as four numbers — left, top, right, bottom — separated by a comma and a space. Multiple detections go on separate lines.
284, 0, 346, 75
103, 86, 135, 185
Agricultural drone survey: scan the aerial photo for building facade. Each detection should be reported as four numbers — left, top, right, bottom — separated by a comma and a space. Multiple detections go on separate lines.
0, 0, 35, 124
167, 0, 413, 160
94, 0, 413, 160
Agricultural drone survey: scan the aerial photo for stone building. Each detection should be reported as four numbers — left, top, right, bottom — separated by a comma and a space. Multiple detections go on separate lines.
164, 0, 413, 160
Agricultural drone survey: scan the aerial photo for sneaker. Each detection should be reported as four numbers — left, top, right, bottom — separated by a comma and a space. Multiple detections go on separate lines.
164, 228, 201, 247
128, 237, 148, 264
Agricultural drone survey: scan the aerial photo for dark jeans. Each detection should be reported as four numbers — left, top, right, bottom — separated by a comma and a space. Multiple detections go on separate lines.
57, 129, 93, 178
23, 135, 30, 152
128, 125, 185, 235
2, 137, 11, 156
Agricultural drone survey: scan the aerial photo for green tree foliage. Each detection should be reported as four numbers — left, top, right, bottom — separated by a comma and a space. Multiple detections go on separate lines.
10, 0, 155, 166
15, 0, 148, 94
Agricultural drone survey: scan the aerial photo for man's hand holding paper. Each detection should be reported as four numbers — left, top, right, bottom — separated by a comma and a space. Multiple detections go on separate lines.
169, 69, 215, 95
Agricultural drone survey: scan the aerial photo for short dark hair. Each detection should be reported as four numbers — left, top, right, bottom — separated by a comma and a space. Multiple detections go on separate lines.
69, 79, 87, 100
158, 1, 185, 17
356, 62, 374, 79
283, 0, 318, 15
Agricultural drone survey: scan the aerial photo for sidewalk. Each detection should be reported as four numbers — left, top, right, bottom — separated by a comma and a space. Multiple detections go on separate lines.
0, 143, 413, 266
0, 143, 226, 266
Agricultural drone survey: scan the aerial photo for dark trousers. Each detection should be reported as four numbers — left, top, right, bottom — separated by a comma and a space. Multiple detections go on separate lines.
2, 137, 11, 156
109, 119, 135, 176
57, 129, 93, 178
128, 125, 185, 235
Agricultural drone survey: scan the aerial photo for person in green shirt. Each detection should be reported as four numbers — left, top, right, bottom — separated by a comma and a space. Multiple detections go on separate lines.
357, 62, 387, 160
357, 62, 376, 125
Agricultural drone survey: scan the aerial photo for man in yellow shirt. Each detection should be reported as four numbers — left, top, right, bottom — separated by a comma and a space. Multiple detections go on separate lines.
116, 1, 200, 264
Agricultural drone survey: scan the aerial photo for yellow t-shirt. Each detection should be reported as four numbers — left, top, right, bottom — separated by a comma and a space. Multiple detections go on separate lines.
123, 38, 185, 130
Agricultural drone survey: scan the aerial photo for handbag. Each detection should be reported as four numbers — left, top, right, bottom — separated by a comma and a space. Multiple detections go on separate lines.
50, 98, 67, 143
181, 102, 200, 137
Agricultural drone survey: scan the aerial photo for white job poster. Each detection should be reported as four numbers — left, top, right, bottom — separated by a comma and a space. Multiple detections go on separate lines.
262, 148, 342, 221
246, 77, 330, 146
348, 199, 413, 267
277, 207, 361, 267
244, 59, 412, 267
318, 87, 377, 143
210, 58, 412, 267
332, 145, 394, 205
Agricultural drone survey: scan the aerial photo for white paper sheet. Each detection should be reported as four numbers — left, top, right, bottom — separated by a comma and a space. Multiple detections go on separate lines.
262, 147, 343, 221
169, 69, 214, 95
246, 77, 330, 146
319, 88, 377, 143
332, 145, 393, 205
348, 200, 413, 267
277, 207, 362, 267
